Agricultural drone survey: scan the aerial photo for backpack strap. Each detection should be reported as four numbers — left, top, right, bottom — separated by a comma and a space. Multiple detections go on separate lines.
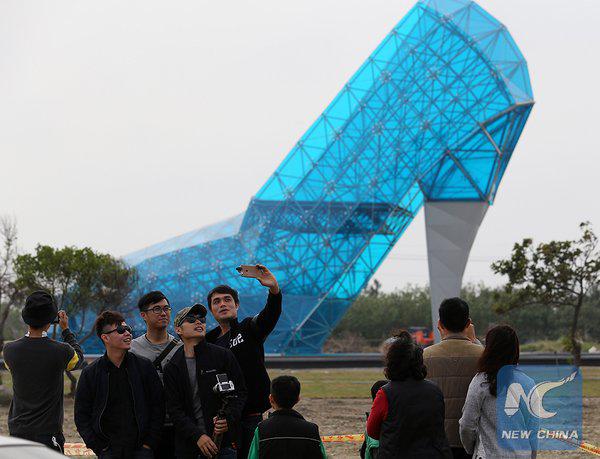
153, 338, 180, 372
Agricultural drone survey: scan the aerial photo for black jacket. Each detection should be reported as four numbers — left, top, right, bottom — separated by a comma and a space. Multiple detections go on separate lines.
206, 291, 281, 415
379, 379, 452, 459
163, 341, 247, 459
74, 352, 165, 455
254, 409, 324, 459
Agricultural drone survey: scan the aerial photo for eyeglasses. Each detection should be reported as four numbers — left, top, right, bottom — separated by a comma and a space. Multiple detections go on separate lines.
181, 315, 206, 325
144, 305, 172, 314
103, 324, 132, 335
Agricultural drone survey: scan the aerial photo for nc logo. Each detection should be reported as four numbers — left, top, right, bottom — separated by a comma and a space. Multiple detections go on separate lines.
504, 371, 578, 419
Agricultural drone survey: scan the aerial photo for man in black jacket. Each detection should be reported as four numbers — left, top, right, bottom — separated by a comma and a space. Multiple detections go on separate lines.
74, 311, 164, 458
205, 265, 281, 459
4, 291, 84, 453
247, 375, 326, 459
164, 303, 247, 459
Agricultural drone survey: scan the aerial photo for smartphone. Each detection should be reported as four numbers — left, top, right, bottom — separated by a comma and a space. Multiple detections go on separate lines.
236, 265, 264, 279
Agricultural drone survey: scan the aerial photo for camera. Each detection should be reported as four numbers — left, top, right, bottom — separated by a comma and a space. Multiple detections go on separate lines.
213, 373, 235, 395
212, 373, 238, 449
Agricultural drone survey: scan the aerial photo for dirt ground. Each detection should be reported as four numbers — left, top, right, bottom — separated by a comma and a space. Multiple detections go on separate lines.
0, 397, 598, 458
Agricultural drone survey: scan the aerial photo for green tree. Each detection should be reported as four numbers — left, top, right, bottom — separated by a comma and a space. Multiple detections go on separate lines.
491, 222, 600, 366
14, 245, 138, 342
13, 245, 137, 395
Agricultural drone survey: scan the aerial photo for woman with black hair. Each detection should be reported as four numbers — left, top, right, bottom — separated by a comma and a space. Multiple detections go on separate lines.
367, 331, 452, 458
459, 325, 537, 458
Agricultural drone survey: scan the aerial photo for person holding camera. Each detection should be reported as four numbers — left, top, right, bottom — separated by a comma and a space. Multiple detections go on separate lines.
74, 311, 165, 458
164, 303, 247, 459
3, 291, 84, 452
131, 290, 182, 458
206, 265, 282, 459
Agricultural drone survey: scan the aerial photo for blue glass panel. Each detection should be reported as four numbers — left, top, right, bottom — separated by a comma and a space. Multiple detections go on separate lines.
82, 0, 534, 354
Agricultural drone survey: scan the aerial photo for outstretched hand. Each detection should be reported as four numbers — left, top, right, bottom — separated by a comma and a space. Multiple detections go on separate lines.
255, 265, 280, 294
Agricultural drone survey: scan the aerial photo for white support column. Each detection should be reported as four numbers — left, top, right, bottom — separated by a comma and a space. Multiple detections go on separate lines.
425, 201, 489, 342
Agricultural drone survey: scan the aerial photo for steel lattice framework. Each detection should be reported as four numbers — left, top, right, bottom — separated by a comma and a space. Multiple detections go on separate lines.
123, 0, 533, 354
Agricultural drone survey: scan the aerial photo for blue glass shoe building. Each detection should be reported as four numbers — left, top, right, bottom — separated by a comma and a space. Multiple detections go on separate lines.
124, 0, 534, 354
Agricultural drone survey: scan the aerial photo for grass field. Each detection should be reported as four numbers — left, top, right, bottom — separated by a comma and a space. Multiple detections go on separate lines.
268, 367, 600, 398
0, 367, 599, 458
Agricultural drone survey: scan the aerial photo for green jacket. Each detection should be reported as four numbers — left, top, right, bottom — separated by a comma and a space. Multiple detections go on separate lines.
248, 425, 328, 459
364, 432, 379, 459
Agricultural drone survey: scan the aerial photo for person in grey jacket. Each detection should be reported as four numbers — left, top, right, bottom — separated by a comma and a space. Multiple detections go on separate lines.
459, 325, 537, 459
131, 290, 182, 459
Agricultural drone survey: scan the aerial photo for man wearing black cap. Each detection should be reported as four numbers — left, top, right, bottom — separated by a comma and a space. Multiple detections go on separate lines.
164, 303, 247, 459
3, 290, 84, 452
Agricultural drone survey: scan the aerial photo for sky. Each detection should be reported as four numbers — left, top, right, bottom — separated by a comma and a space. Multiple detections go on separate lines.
1, 0, 598, 291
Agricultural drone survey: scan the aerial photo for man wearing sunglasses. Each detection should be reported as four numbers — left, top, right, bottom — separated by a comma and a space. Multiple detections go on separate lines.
164, 304, 247, 459
131, 291, 182, 459
75, 310, 165, 458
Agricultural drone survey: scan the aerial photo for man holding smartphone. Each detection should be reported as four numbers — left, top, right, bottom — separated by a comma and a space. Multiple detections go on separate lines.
206, 265, 282, 459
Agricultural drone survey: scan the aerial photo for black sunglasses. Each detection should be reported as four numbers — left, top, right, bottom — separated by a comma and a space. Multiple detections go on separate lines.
103, 324, 132, 335
182, 315, 206, 324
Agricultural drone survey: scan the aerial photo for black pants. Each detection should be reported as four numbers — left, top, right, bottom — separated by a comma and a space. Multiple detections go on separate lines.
99, 446, 154, 459
11, 432, 65, 453
451, 447, 472, 459
238, 414, 263, 459
155, 425, 176, 459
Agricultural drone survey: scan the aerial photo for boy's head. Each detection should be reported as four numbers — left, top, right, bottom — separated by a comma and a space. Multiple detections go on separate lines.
174, 303, 208, 341
94, 310, 132, 350
269, 375, 301, 410
207, 285, 240, 322
22, 291, 58, 330
438, 297, 470, 333
137, 290, 171, 331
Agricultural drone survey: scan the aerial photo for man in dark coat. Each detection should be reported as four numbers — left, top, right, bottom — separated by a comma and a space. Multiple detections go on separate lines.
205, 265, 282, 458
164, 303, 247, 459
74, 310, 164, 458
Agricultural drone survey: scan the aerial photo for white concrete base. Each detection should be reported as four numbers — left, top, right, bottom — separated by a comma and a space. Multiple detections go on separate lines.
425, 201, 489, 342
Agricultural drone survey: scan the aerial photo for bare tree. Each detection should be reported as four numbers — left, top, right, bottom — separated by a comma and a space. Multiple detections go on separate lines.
0, 216, 23, 391
0, 216, 21, 352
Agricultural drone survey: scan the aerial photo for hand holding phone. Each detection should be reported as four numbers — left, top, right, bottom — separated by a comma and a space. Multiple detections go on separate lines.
236, 265, 264, 279
236, 264, 280, 294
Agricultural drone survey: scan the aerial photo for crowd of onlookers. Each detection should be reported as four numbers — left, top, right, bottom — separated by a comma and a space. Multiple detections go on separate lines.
3, 265, 535, 459
361, 298, 535, 459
